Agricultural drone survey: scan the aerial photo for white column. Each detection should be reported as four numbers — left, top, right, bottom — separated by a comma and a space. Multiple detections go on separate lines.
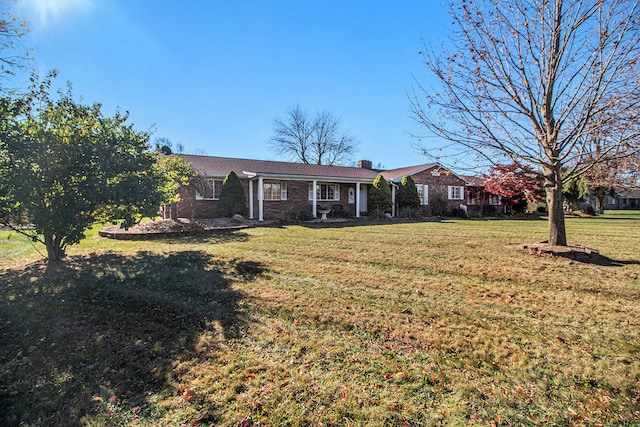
355, 182, 361, 218
312, 180, 318, 217
391, 184, 396, 217
258, 176, 264, 222
248, 180, 254, 219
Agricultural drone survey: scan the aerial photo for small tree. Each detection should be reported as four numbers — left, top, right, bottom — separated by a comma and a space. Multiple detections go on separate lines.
0, 73, 168, 262
368, 175, 392, 214
157, 155, 196, 220
397, 175, 421, 211
484, 163, 545, 214
218, 171, 247, 217
562, 175, 591, 213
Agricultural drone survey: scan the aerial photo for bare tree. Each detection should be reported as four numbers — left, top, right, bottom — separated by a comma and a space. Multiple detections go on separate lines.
411, 0, 640, 246
0, 0, 31, 92
270, 105, 357, 166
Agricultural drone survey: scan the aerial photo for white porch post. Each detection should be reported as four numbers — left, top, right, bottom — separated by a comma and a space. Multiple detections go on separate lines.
355, 182, 361, 218
391, 184, 396, 217
312, 180, 318, 218
248, 180, 254, 219
258, 176, 264, 222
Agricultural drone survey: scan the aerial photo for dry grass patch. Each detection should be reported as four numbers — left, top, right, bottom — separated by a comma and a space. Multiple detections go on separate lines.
1, 213, 639, 425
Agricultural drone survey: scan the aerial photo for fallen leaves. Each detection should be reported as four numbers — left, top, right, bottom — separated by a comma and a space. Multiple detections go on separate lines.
180, 385, 196, 401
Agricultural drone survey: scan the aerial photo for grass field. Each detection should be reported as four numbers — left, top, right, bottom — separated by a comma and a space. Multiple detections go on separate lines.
1, 212, 639, 426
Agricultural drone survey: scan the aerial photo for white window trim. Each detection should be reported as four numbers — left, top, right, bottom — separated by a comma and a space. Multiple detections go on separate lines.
309, 183, 340, 202
263, 180, 287, 201
195, 178, 223, 200
417, 184, 429, 205
448, 185, 464, 200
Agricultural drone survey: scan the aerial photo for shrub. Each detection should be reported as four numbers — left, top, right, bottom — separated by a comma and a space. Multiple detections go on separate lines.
583, 205, 596, 216
398, 206, 420, 220
217, 171, 247, 217
296, 211, 314, 221
447, 207, 467, 218
368, 175, 392, 214
397, 175, 421, 211
429, 192, 448, 217
482, 204, 497, 216
370, 207, 390, 221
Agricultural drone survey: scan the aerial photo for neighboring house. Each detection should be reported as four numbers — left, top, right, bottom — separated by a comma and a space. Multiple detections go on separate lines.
169, 155, 380, 221
615, 190, 640, 209
381, 163, 469, 216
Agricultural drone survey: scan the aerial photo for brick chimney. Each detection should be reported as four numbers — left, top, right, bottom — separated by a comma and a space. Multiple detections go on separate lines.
358, 160, 373, 169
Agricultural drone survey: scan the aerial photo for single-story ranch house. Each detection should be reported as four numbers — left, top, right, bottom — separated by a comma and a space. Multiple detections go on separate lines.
165, 154, 502, 221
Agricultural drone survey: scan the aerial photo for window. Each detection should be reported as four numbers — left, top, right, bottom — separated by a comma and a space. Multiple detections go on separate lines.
488, 194, 501, 205
309, 183, 340, 201
195, 178, 222, 200
263, 180, 287, 201
448, 185, 464, 200
416, 184, 429, 205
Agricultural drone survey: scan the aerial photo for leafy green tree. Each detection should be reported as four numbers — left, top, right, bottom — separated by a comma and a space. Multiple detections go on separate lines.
218, 171, 247, 217
368, 174, 392, 214
157, 154, 196, 220
562, 175, 590, 213
397, 175, 421, 211
0, 73, 167, 262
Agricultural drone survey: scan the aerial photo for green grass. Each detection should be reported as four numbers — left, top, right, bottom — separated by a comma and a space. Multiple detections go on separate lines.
1, 213, 639, 426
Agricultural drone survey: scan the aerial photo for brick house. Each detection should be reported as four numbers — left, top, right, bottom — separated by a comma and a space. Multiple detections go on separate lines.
166, 154, 503, 220
168, 155, 381, 221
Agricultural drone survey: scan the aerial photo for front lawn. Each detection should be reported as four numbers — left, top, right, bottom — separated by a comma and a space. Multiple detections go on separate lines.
1, 213, 639, 425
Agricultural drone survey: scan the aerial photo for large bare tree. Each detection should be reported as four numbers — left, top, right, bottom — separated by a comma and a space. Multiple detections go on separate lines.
411, 0, 640, 246
270, 105, 356, 166
0, 0, 31, 92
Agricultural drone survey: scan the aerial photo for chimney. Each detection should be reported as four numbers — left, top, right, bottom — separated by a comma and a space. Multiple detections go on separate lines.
358, 160, 372, 169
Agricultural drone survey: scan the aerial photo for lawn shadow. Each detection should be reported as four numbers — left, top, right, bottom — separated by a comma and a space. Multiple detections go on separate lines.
0, 251, 266, 426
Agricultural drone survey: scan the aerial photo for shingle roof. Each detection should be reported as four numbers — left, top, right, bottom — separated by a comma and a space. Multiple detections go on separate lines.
461, 175, 486, 187
176, 154, 381, 181
379, 163, 437, 182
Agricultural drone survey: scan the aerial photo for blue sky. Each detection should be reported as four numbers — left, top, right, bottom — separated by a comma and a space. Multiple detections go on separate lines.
15, 0, 449, 169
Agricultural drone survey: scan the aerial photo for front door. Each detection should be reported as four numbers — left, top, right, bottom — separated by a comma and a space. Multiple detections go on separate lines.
359, 185, 367, 213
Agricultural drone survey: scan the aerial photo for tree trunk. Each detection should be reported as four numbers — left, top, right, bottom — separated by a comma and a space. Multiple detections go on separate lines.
544, 171, 567, 246
44, 233, 66, 262
595, 196, 604, 215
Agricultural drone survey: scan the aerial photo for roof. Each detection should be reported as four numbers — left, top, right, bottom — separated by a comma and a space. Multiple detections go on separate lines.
617, 189, 640, 199
379, 163, 437, 182
461, 175, 486, 187
176, 154, 381, 182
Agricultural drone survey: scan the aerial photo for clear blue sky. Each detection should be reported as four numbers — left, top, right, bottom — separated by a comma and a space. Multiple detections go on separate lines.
15, 0, 449, 169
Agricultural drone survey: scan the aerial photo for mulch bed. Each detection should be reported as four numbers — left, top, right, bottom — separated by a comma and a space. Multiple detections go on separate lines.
99, 218, 252, 240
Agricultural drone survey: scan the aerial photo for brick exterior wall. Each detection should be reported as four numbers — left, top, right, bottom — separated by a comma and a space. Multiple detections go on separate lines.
169, 179, 363, 220
409, 166, 467, 216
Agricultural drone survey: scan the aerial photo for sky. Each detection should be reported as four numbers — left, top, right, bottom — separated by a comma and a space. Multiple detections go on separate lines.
14, 0, 450, 169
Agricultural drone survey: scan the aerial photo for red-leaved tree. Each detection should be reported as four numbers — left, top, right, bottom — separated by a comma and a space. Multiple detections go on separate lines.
484, 163, 545, 214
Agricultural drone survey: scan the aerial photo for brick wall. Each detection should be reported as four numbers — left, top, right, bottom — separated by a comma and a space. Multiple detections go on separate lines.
410, 166, 467, 215
171, 179, 362, 220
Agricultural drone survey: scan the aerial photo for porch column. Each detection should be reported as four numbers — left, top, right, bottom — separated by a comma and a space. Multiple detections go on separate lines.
312, 180, 318, 217
391, 184, 396, 217
355, 182, 361, 218
248, 180, 254, 219
258, 176, 264, 222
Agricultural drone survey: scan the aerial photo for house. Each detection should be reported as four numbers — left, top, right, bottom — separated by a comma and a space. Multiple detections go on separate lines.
615, 190, 640, 209
460, 175, 503, 216
380, 163, 468, 216
168, 155, 380, 221
166, 154, 503, 220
